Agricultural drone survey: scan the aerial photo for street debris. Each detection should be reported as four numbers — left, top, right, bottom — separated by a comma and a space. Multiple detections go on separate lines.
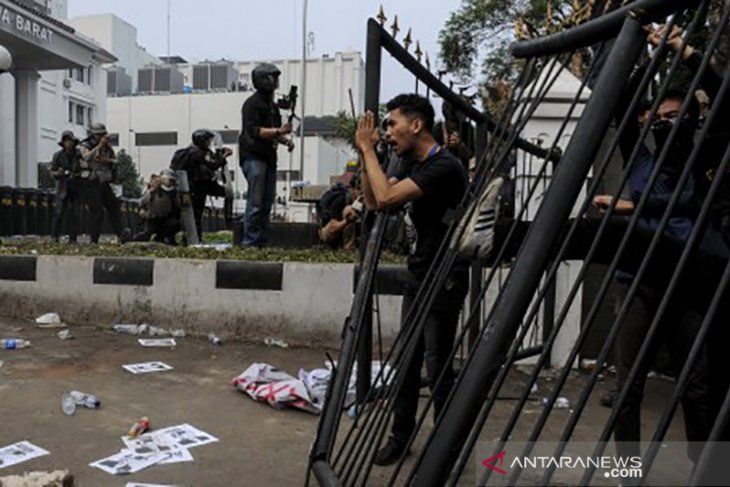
35, 313, 65, 328
0, 441, 49, 470
122, 362, 173, 374
264, 337, 289, 348
232, 361, 393, 414
114, 324, 149, 335
61, 393, 76, 416
57, 329, 73, 340
147, 327, 186, 338
1, 339, 31, 350
128, 417, 151, 438
90, 424, 217, 476
543, 396, 571, 409
138, 338, 177, 348
126, 484, 180, 487
61, 391, 100, 416
0, 469, 72, 486
208, 333, 222, 346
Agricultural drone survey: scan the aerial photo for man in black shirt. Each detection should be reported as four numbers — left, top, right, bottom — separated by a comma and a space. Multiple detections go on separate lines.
239, 63, 295, 247
356, 93, 469, 466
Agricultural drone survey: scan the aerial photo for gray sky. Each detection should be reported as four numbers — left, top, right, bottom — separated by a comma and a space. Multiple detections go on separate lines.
67, 0, 463, 104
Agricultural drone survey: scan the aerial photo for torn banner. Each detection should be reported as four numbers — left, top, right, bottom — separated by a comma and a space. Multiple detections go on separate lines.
231, 361, 393, 414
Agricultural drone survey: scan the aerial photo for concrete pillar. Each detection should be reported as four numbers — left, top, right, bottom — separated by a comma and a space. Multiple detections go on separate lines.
15, 70, 40, 188
0, 73, 16, 186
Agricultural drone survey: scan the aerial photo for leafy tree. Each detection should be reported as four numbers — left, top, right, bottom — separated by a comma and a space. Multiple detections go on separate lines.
116, 149, 143, 198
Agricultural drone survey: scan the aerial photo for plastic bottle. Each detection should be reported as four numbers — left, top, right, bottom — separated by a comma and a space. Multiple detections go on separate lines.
69, 390, 100, 409
61, 393, 76, 416
127, 417, 150, 437
1, 339, 31, 350
208, 333, 222, 346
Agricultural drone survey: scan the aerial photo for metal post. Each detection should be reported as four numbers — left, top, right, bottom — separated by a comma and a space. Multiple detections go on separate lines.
468, 121, 488, 350
408, 16, 646, 486
299, 0, 308, 183
355, 16, 383, 411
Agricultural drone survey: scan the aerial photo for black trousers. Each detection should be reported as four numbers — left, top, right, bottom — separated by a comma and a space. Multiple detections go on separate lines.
191, 180, 225, 240
391, 273, 468, 446
133, 217, 180, 244
75, 180, 123, 243
494, 216, 728, 441
614, 283, 711, 461
50, 190, 78, 242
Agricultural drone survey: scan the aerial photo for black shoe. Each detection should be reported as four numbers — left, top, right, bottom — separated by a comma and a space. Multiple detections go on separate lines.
373, 438, 409, 467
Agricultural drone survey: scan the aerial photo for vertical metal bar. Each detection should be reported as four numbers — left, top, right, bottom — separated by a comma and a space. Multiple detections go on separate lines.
354, 13, 382, 423
408, 16, 646, 486
468, 121, 489, 350
542, 269, 556, 367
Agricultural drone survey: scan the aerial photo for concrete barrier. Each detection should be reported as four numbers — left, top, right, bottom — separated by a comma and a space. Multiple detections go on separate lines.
0, 255, 404, 347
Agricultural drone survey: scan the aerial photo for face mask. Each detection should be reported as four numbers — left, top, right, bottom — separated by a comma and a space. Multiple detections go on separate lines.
651, 119, 695, 171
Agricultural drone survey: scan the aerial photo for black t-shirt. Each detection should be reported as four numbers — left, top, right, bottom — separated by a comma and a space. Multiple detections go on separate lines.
400, 147, 468, 280
239, 91, 282, 164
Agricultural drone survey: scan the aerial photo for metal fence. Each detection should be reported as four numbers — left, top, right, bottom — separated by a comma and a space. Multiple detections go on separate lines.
307, 0, 730, 485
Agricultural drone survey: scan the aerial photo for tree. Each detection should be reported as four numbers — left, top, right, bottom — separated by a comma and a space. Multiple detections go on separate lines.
116, 150, 143, 198
438, 0, 600, 115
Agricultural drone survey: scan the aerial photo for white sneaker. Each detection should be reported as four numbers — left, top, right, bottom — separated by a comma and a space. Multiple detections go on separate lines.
455, 177, 503, 261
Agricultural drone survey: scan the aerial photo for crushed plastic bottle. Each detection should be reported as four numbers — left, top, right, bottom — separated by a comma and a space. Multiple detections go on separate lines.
1, 338, 31, 350
208, 333, 222, 346
113, 324, 148, 335
542, 396, 571, 409
61, 394, 76, 416
69, 390, 100, 409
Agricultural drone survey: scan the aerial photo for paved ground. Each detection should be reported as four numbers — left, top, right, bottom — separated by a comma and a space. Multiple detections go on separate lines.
0, 314, 692, 486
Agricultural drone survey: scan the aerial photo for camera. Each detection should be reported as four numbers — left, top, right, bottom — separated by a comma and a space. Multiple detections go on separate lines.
277, 85, 299, 111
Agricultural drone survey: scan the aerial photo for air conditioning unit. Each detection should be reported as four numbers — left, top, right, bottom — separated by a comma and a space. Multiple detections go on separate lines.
63, 78, 72, 88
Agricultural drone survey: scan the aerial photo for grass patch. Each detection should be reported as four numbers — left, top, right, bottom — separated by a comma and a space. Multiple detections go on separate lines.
0, 239, 406, 264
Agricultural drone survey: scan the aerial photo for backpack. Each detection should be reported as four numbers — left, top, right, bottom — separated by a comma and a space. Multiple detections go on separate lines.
170, 146, 193, 171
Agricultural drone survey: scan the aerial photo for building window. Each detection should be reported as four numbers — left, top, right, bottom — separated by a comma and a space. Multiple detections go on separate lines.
74, 68, 85, 83
75, 104, 85, 126
68, 101, 74, 123
135, 132, 178, 146
87, 107, 93, 125
87, 67, 93, 86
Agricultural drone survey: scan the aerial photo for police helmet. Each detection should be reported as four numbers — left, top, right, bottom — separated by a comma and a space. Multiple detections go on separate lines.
192, 129, 215, 150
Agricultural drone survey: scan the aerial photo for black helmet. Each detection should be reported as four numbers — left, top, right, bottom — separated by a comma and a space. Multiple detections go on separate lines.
192, 129, 215, 150
252, 63, 281, 94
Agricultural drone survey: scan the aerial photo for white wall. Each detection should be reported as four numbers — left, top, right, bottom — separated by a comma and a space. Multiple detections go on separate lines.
68, 14, 162, 90
107, 93, 356, 205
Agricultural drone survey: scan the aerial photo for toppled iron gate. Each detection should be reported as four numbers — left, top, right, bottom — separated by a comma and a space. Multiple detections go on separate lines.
308, 0, 730, 485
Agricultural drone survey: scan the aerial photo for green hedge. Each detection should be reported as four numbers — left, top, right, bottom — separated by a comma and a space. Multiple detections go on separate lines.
0, 240, 405, 264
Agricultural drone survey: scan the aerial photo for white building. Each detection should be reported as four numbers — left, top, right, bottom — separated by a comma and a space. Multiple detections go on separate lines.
0, 0, 115, 187
66, 13, 363, 217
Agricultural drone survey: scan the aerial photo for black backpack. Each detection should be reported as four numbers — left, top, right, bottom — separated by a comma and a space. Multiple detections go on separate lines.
170, 146, 193, 171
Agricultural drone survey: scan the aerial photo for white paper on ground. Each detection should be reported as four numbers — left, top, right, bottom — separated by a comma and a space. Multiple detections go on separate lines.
0, 441, 49, 470
122, 362, 173, 374
121, 435, 193, 464
153, 424, 218, 450
137, 338, 177, 348
89, 449, 164, 475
